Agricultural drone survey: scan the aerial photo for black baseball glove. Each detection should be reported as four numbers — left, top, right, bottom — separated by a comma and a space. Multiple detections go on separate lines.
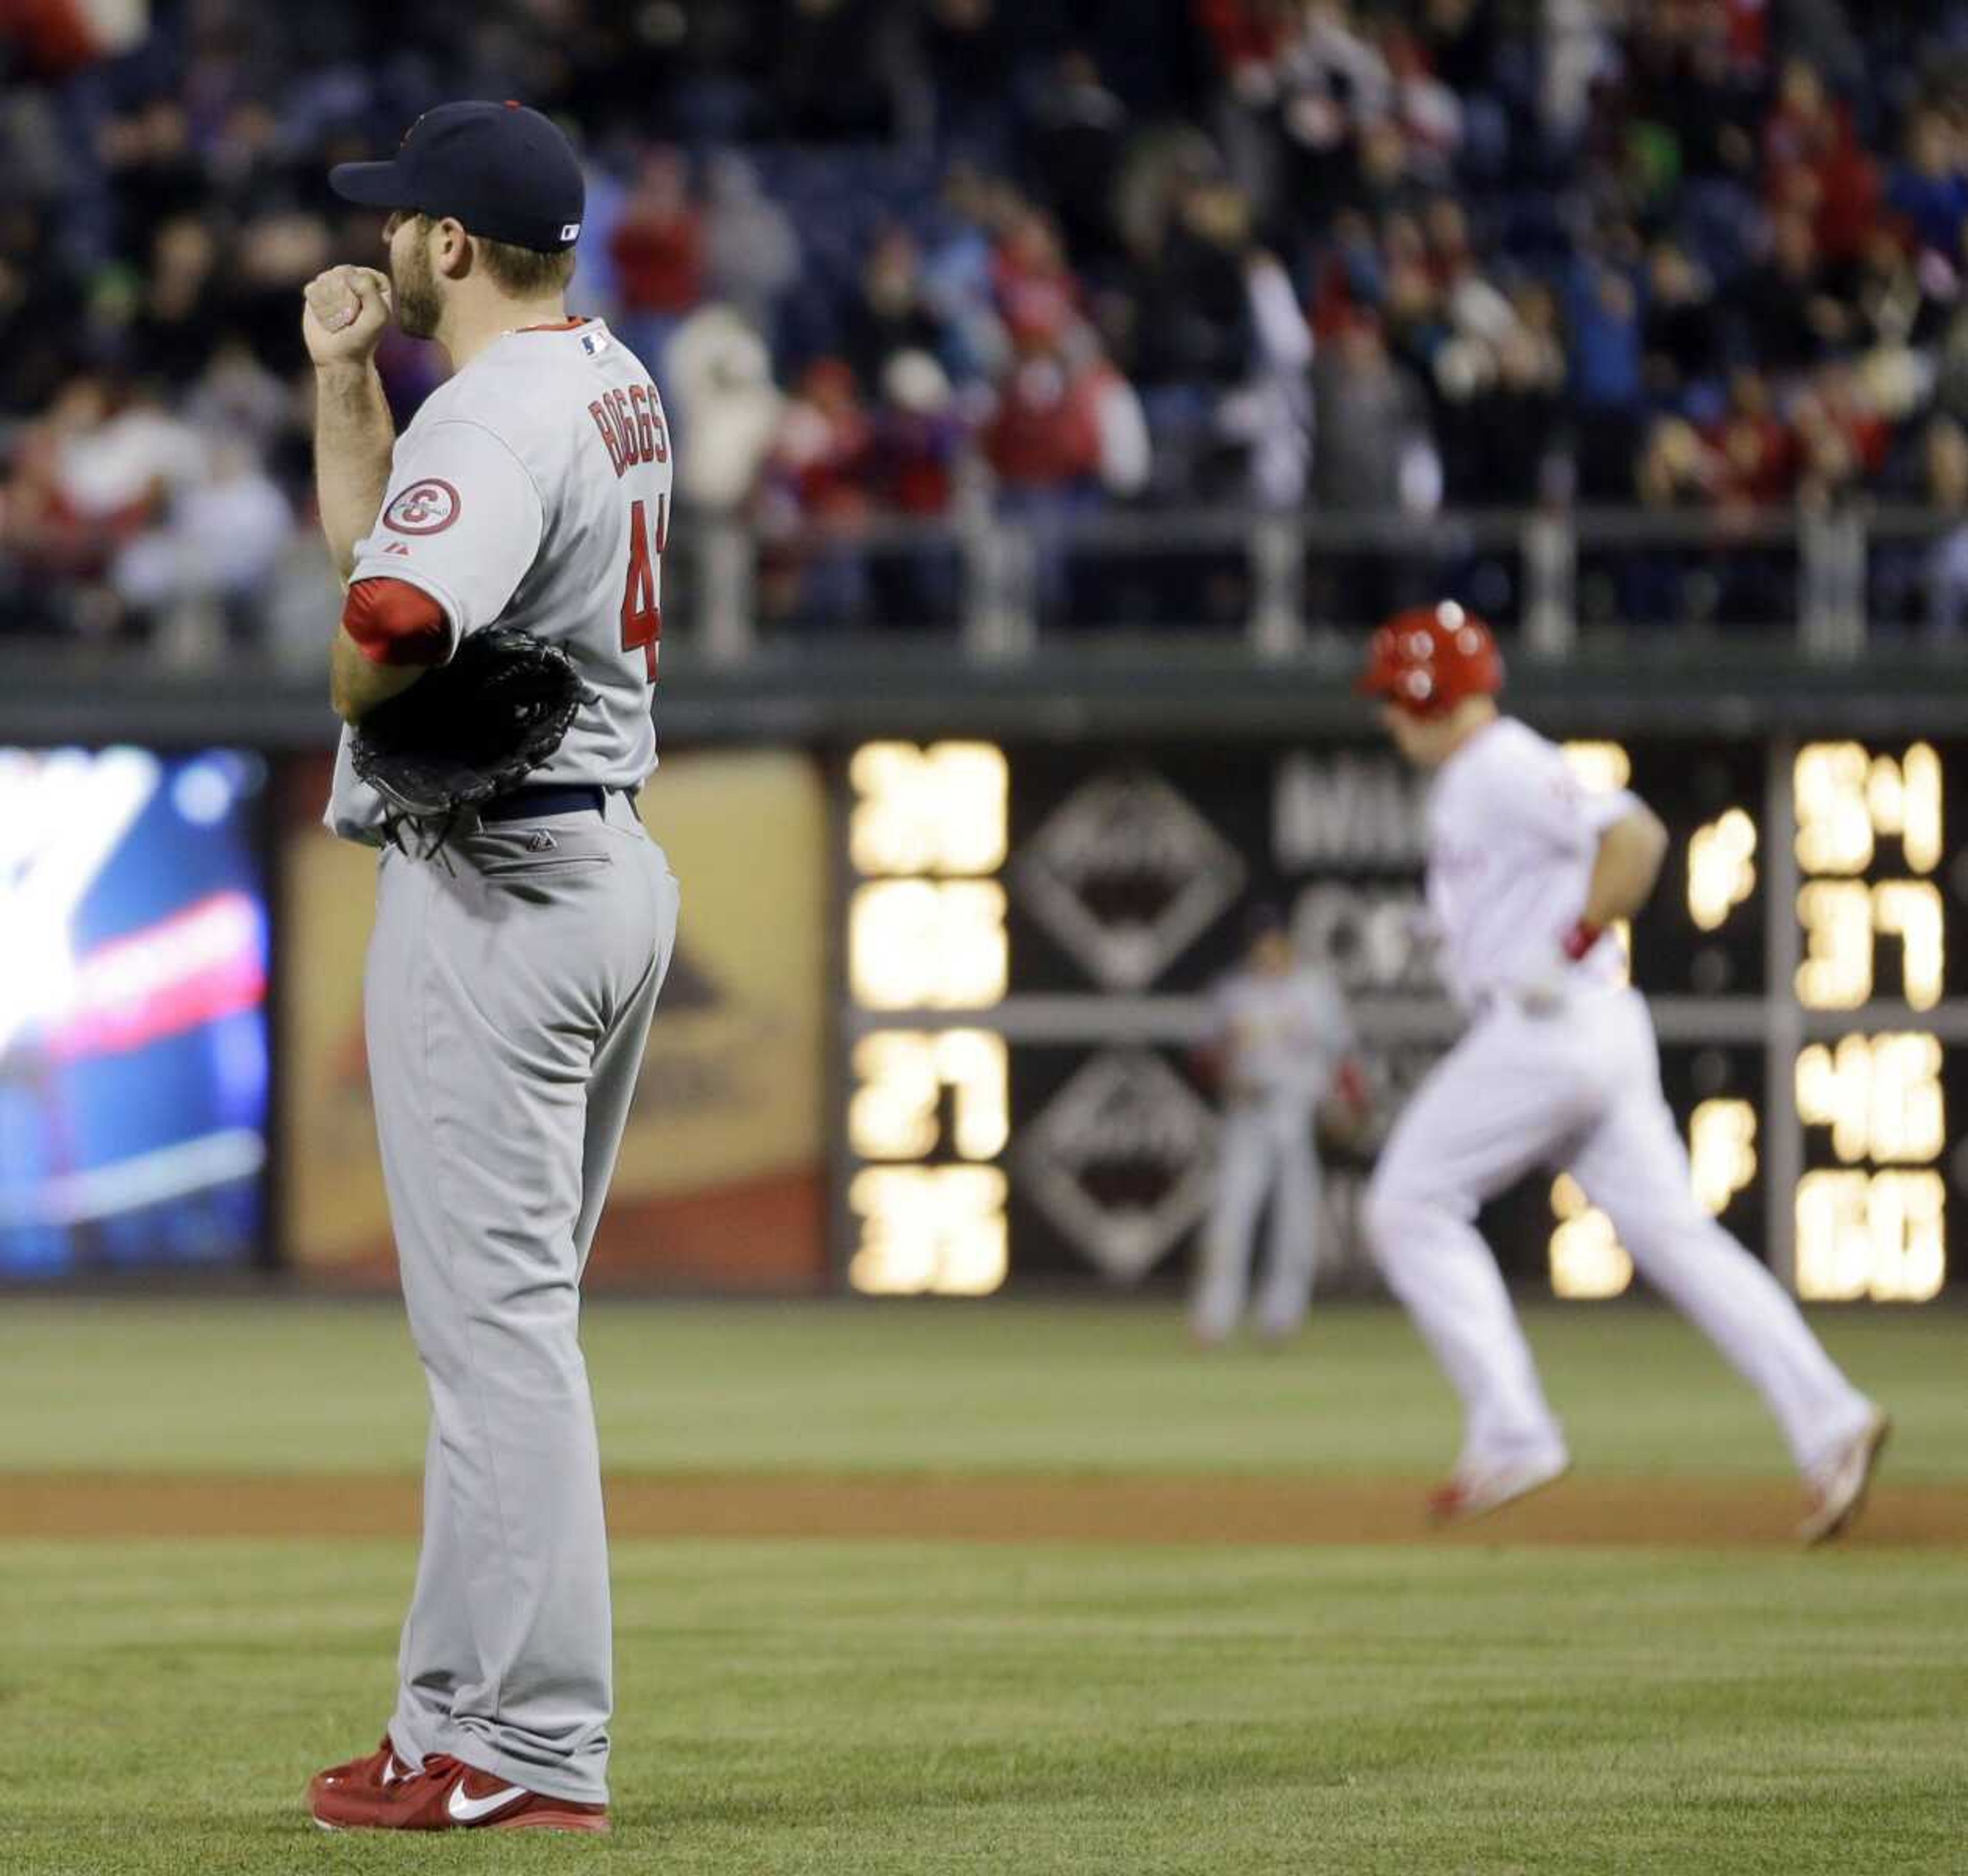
350, 624, 596, 823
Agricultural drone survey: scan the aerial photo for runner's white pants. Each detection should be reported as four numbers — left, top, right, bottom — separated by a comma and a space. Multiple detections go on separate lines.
1363, 986, 1871, 1476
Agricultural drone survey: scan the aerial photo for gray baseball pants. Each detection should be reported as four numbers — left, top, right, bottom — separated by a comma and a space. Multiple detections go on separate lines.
362, 791, 678, 1806
1192, 1095, 1323, 1341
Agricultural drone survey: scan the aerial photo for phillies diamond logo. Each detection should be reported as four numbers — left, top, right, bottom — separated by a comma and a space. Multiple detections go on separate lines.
1013, 771, 1245, 990
1017, 1049, 1217, 1283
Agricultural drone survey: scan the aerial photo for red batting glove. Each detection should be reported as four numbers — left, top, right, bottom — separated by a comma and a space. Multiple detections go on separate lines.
1561, 919, 1604, 962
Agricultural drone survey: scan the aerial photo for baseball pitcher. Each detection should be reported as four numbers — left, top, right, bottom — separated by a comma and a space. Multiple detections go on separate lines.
1358, 604, 1888, 1541
1191, 906, 1365, 1343
300, 102, 680, 1834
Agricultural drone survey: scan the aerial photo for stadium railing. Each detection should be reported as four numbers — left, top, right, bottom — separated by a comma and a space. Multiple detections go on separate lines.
654, 503, 1961, 665
5, 504, 1967, 749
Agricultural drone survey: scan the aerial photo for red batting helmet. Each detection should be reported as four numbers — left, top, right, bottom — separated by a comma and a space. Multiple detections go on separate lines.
1356, 602, 1503, 717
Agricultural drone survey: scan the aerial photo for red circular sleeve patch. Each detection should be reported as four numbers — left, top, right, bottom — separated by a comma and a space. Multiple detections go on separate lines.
383, 479, 461, 535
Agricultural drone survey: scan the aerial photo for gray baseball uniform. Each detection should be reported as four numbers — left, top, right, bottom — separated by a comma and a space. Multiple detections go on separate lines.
327, 317, 679, 1807
1192, 964, 1352, 1341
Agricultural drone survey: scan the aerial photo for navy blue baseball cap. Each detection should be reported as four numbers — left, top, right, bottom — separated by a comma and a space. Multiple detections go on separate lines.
1243, 901, 1288, 945
330, 100, 584, 254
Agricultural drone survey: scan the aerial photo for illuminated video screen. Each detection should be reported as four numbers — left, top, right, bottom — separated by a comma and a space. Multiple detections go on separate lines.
0, 748, 270, 1278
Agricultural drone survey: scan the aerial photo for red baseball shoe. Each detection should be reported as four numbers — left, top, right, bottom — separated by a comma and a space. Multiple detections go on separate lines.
308, 1751, 609, 1833
305, 1735, 415, 1812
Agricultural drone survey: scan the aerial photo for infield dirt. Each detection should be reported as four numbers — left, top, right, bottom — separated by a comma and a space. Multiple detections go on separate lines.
9, 1469, 1964, 1546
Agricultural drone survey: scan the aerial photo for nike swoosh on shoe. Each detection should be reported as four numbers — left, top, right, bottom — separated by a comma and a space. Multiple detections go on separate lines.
446, 1779, 531, 1824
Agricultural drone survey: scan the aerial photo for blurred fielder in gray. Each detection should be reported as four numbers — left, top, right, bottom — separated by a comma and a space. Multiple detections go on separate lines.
1191, 906, 1366, 1343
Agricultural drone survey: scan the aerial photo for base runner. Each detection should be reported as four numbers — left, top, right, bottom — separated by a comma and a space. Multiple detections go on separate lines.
299, 101, 680, 1832
1358, 603, 1888, 1541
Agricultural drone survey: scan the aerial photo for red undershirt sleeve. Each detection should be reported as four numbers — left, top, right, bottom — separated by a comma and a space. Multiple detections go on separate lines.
342, 577, 452, 667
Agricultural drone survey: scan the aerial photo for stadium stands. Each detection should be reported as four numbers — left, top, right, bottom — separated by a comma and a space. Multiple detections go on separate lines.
3, 0, 1967, 646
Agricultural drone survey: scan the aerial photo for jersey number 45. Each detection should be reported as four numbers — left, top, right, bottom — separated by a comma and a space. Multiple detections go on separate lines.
619, 493, 668, 683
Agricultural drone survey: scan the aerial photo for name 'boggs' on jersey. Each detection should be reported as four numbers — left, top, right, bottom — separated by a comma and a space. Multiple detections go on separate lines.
324, 316, 673, 844
587, 381, 669, 478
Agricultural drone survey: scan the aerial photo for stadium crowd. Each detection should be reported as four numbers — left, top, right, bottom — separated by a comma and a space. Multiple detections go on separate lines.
2, 0, 1967, 644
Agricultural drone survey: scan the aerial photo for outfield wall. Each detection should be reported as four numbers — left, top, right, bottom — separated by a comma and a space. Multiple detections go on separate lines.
4, 647, 1965, 1304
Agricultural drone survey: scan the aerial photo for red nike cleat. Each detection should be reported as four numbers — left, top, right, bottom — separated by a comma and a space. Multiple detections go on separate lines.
309, 1752, 609, 1833
305, 1735, 415, 1812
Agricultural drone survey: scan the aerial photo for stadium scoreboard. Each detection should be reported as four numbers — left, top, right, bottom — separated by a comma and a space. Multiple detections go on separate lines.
836, 733, 1965, 1304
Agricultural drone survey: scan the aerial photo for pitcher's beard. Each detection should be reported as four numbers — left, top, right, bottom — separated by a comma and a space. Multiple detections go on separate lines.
391, 247, 442, 339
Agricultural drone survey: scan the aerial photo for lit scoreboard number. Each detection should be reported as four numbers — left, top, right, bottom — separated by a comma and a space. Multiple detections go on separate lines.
1793, 741, 1943, 1011
844, 743, 1012, 1296
1541, 736, 1957, 1303
830, 732, 1962, 1303
1791, 742, 1949, 1302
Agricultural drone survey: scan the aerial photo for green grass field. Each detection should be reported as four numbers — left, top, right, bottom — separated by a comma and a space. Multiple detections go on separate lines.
5, 1296, 1963, 1479
2, 1298, 1964, 1874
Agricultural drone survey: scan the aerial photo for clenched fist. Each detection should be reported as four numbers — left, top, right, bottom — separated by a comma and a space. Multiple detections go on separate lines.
303, 266, 394, 367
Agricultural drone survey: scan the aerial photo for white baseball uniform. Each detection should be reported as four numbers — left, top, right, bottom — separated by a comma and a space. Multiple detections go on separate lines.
1192, 963, 1353, 1341
1364, 717, 1874, 1481
326, 317, 681, 1807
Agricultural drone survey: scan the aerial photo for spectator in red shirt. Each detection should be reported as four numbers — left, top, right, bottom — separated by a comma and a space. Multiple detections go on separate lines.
984, 340, 1102, 490
609, 149, 705, 372
1194, 0, 1301, 105
769, 357, 875, 523
1704, 369, 1795, 512
1761, 57, 1879, 268
1723, 0, 1770, 74
760, 356, 878, 628
983, 328, 1149, 620
992, 206, 1082, 350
